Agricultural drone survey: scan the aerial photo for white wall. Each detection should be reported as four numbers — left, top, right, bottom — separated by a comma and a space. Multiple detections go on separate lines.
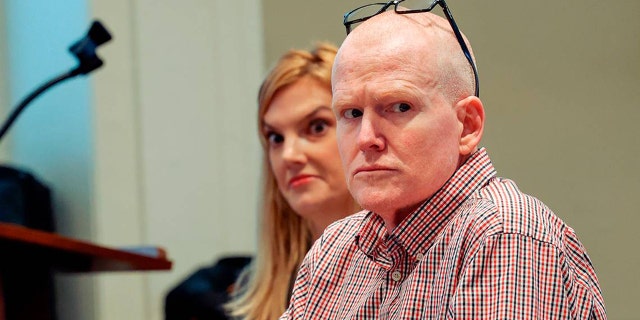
1, 0, 263, 319
90, 0, 263, 319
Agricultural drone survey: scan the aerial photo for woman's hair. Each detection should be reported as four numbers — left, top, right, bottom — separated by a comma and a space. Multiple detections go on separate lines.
226, 42, 340, 320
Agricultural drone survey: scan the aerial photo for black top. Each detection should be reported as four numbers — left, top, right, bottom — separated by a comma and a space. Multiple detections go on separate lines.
165, 255, 252, 320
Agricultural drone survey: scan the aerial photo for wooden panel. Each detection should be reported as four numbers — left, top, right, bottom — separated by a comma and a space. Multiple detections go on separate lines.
0, 222, 171, 272
0, 222, 172, 319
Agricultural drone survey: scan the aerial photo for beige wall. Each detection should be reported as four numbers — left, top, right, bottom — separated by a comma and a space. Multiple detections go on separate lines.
264, 1, 640, 318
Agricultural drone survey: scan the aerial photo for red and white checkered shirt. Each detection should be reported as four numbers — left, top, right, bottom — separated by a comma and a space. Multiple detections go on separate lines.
280, 148, 606, 319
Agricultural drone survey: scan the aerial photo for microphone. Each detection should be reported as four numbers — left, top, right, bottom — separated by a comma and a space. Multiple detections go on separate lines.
0, 20, 113, 142
69, 20, 113, 75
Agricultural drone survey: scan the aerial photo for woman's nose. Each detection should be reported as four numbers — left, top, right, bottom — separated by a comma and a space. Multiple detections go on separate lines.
282, 137, 307, 165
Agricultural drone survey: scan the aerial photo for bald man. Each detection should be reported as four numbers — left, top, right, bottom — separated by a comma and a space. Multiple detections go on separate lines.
280, 4, 605, 320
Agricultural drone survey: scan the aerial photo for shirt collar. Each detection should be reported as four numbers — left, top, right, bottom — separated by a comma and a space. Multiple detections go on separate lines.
355, 148, 496, 261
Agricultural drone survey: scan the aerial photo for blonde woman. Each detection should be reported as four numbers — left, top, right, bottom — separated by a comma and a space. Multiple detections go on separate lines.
225, 42, 359, 320
164, 43, 357, 320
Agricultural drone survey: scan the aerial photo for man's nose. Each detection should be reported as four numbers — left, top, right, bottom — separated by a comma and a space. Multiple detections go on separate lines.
356, 113, 385, 152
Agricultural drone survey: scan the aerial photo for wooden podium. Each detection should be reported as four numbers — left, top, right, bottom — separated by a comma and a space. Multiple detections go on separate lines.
0, 222, 172, 320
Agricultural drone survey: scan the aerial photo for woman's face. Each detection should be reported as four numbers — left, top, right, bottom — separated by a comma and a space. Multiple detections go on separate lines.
262, 76, 352, 226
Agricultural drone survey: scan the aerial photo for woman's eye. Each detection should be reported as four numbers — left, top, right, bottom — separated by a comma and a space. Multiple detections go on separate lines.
391, 103, 411, 113
309, 119, 329, 135
266, 132, 284, 145
343, 108, 363, 119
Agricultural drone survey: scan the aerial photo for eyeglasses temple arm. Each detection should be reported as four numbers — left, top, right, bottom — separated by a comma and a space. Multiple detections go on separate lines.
440, 1, 480, 97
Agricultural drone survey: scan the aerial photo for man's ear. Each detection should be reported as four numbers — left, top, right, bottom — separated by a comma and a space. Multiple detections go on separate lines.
455, 96, 484, 156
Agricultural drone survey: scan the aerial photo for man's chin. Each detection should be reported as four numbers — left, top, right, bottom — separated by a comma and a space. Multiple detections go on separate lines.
356, 194, 395, 216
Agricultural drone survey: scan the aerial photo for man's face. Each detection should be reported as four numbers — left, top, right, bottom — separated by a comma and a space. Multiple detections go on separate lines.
332, 42, 464, 221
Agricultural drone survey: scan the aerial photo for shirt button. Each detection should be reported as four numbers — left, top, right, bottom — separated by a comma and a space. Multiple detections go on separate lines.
391, 271, 402, 282
416, 253, 424, 261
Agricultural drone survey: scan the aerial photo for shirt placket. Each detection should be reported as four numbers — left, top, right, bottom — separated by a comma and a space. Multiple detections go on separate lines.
379, 235, 409, 319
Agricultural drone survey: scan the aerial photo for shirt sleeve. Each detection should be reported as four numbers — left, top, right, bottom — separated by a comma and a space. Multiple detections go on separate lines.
279, 235, 323, 319
279, 259, 309, 320
448, 232, 606, 319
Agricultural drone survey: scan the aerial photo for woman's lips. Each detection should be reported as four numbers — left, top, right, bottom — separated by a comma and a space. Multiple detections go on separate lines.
289, 175, 316, 188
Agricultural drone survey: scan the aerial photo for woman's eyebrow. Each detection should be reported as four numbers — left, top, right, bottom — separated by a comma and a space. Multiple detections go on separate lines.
262, 105, 333, 130
301, 106, 333, 121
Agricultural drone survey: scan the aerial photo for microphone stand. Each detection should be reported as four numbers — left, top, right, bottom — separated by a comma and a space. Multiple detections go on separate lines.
0, 70, 79, 140
0, 20, 112, 143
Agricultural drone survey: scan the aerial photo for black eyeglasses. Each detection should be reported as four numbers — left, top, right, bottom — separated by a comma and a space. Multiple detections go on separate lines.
343, 0, 479, 97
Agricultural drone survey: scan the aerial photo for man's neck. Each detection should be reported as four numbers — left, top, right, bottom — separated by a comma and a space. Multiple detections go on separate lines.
379, 202, 423, 232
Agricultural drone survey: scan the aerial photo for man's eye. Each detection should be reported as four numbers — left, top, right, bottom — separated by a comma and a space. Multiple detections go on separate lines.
343, 108, 363, 119
266, 132, 284, 145
391, 103, 411, 113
